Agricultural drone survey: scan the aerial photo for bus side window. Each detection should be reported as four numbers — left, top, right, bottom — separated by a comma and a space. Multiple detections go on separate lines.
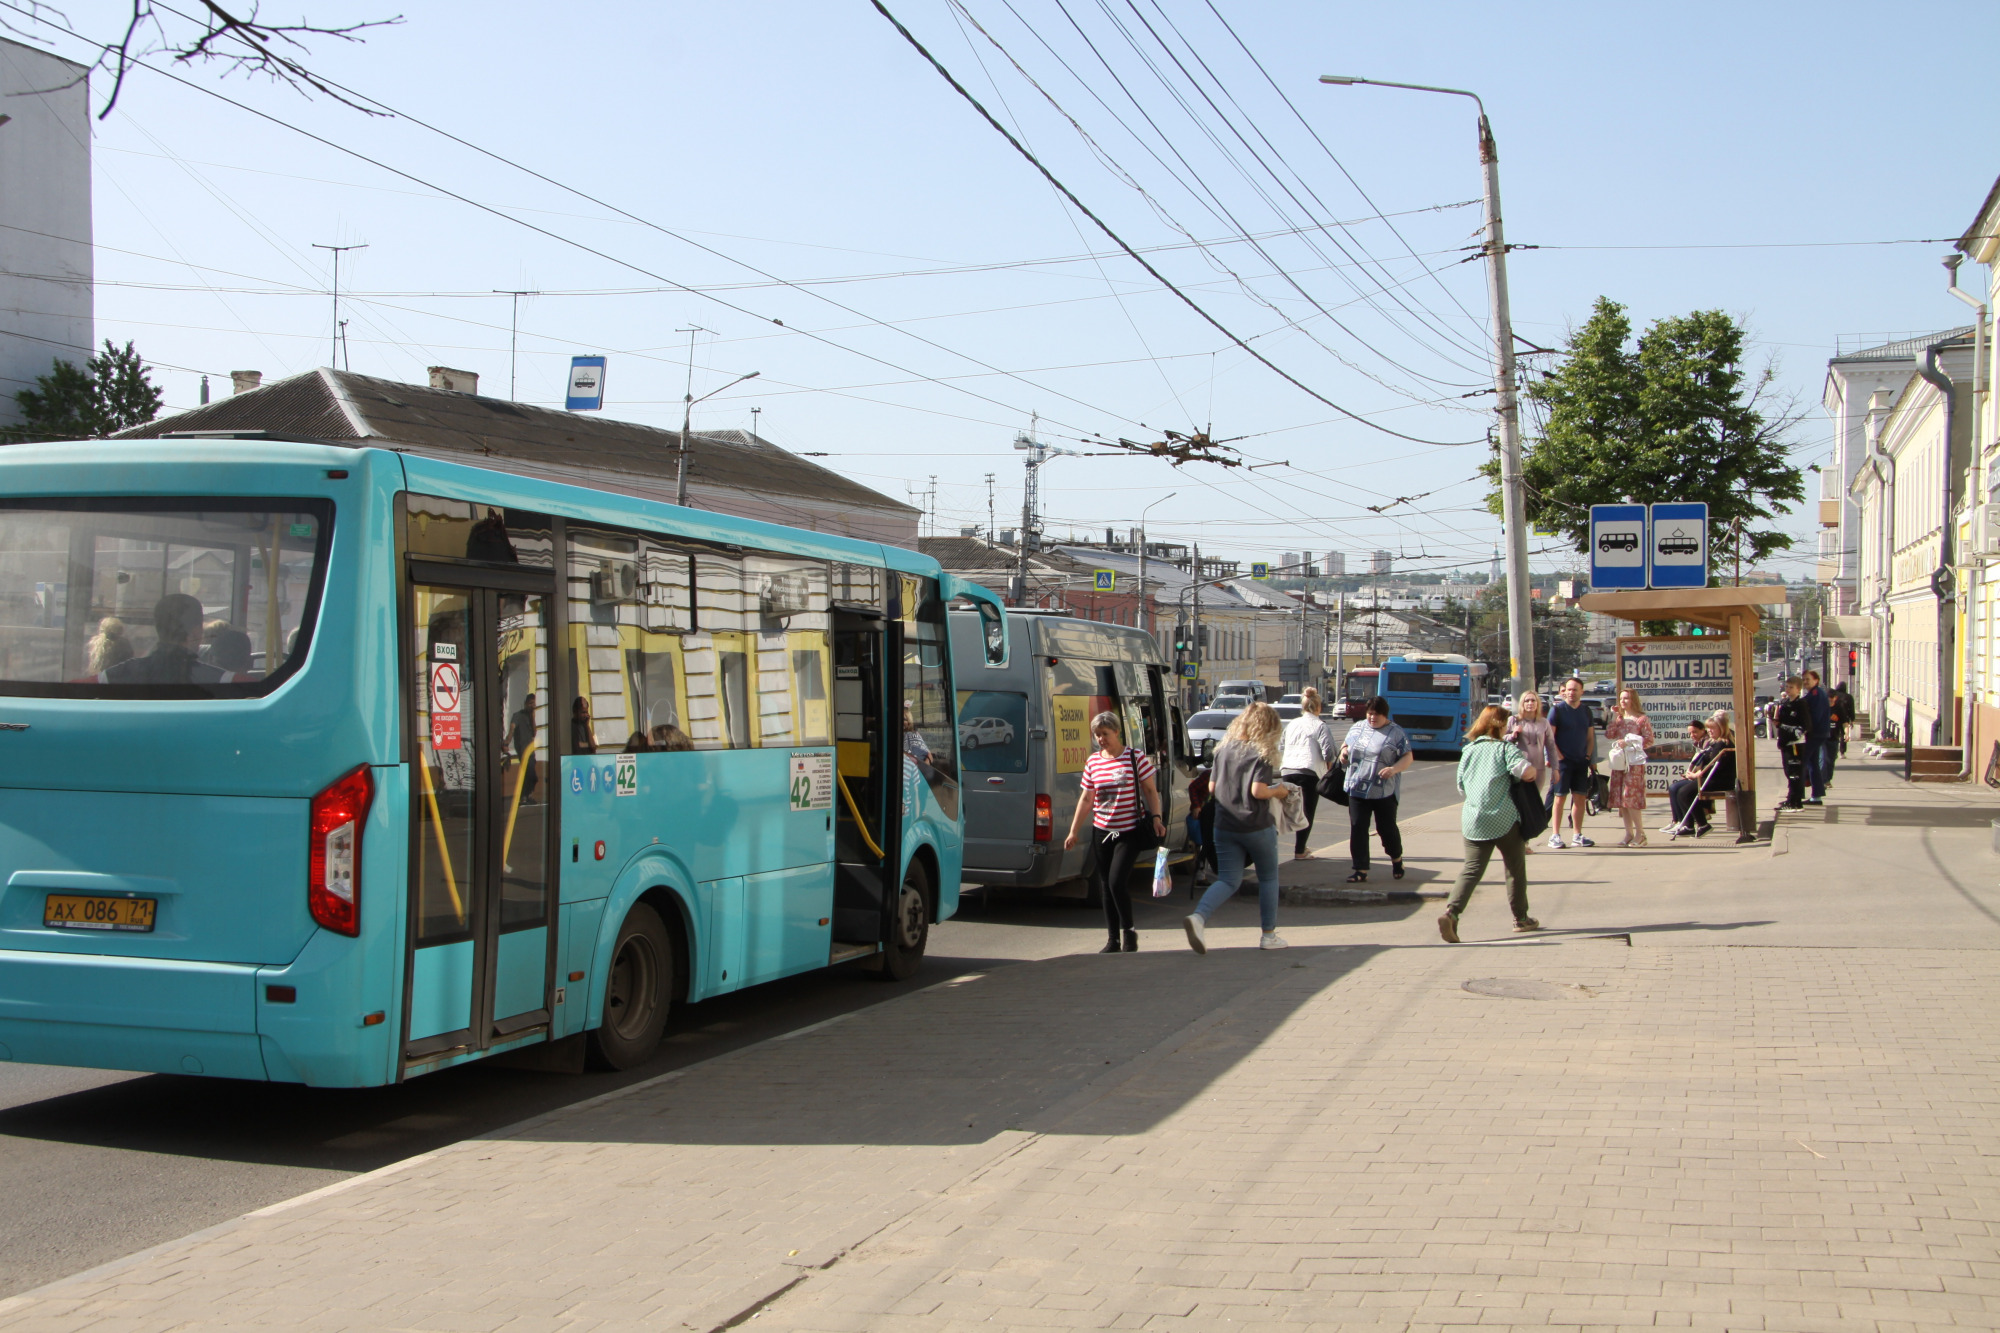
748, 554, 831, 749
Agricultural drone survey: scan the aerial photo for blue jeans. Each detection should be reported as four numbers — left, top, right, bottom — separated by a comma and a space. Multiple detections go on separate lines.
1194, 825, 1280, 931
1803, 735, 1825, 798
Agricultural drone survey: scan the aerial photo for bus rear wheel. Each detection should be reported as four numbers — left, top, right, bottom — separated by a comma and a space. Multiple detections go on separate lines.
875, 862, 931, 982
587, 902, 673, 1070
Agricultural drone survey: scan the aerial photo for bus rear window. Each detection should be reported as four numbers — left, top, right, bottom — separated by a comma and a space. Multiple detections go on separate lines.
0, 498, 331, 698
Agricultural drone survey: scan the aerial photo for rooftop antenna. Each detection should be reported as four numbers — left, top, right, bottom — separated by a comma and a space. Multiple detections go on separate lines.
750, 405, 762, 441
493, 290, 539, 399
311, 242, 367, 370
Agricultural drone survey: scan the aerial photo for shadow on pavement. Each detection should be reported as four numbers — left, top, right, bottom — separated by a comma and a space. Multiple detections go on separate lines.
508, 944, 1387, 1149
0, 950, 1021, 1173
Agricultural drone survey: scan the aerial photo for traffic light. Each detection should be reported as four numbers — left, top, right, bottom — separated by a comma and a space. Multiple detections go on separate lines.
1847, 647, 1857, 674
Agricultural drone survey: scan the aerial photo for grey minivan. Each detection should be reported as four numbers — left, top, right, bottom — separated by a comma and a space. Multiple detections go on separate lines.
948, 609, 1193, 894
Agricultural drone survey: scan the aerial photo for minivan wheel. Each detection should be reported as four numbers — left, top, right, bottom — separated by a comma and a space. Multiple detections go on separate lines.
586, 902, 673, 1070
875, 862, 931, 982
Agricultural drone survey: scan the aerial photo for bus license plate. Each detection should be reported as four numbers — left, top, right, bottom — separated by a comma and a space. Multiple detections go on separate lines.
44, 894, 156, 932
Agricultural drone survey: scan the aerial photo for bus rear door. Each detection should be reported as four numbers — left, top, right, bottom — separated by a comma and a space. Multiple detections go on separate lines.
405, 564, 556, 1070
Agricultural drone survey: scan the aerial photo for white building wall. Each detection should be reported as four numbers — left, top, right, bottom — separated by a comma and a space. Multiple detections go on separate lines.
0, 39, 91, 425
1824, 356, 1918, 618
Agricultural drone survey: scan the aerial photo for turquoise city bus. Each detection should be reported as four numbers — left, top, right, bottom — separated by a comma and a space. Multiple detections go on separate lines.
0, 439, 1006, 1086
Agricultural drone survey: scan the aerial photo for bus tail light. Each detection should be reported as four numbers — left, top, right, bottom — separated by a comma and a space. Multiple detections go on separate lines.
1033, 793, 1052, 841
309, 765, 374, 936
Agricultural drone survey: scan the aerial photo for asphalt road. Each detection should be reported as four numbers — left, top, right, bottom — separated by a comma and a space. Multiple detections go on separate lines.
0, 754, 1466, 1300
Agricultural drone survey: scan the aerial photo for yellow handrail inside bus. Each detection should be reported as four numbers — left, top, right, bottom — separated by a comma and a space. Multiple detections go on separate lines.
835, 771, 885, 860
417, 746, 465, 921
500, 739, 536, 871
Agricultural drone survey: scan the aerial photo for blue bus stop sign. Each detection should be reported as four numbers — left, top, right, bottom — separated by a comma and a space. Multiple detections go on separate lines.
1649, 502, 1708, 588
566, 356, 607, 411
1589, 504, 1647, 590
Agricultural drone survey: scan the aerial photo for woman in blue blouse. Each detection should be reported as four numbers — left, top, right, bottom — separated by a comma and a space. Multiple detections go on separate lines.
1340, 695, 1414, 883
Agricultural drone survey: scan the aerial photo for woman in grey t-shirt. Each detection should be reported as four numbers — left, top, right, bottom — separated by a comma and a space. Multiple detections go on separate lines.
1184, 702, 1295, 954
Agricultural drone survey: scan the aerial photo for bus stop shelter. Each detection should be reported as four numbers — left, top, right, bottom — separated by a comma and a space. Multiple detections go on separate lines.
1578, 585, 1788, 841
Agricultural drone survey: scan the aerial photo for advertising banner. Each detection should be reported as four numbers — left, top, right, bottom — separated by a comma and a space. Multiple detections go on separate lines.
1616, 636, 1734, 794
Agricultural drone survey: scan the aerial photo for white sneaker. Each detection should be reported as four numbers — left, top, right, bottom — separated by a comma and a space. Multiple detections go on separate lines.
1572, 835, 1594, 848
1547, 834, 1565, 849
1259, 931, 1288, 950
1183, 914, 1208, 955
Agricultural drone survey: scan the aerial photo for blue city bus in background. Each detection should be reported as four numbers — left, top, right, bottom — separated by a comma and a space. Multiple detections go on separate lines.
0, 440, 1007, 1086
1378, 653, 1486, 756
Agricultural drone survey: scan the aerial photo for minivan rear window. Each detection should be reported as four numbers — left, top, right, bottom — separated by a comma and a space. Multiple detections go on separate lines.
0, 498, 332, 698
958, 690, 1027, 774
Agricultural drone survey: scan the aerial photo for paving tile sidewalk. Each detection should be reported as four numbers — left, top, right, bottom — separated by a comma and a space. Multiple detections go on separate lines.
1, 759, 1996, 1333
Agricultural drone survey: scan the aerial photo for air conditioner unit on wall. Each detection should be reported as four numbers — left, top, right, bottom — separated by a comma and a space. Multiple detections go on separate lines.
590, 560, 639, 605
1978, 504, 2000, 558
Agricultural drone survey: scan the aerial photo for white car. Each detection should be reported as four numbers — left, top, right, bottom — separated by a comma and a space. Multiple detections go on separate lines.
958, 716, 1016, 750
1185, 709, 1237, 758
1277, 693, 1304, 707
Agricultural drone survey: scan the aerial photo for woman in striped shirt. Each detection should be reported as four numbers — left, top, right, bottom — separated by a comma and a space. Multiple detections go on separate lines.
1064, 711, 1164, 953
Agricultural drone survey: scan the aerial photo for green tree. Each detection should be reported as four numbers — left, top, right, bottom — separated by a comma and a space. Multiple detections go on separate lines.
6, 341, 164, 442
1485, 298, 1805, 569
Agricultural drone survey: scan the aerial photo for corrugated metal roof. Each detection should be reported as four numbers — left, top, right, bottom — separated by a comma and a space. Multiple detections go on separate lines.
1829, 327, 1975, 363
113, 368, 914, 517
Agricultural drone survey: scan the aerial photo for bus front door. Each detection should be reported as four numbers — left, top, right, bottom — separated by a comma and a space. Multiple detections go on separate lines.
405, 572, 555, 1068
831, 612, 892, 946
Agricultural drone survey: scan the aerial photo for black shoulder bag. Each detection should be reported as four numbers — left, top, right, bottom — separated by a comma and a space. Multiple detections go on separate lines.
1314, 721, 1348, 806
1509, 741, 1551, 839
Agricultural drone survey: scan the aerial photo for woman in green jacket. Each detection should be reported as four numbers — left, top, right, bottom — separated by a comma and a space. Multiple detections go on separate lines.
1438, 705, 1545, 944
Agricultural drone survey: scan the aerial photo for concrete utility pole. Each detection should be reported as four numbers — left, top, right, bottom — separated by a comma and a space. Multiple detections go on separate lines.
1335, 592, 1346, 685
1192, 542, 1203, 706
676, 368, 760, 508
1320, 75, 1534, 699
1137, 492, 1177, 639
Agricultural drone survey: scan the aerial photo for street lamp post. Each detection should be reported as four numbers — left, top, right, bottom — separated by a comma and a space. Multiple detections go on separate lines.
677, 370, 761, 507
1319, 75, 1535, 699
1137, 492, 1177, 638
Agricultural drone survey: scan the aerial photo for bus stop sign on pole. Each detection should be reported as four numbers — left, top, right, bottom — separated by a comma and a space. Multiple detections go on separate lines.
1648, 502, 1708, 589
1589, 504, 1647, 590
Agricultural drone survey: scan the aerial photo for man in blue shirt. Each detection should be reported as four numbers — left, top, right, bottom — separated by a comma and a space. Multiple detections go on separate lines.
1546, 676, 1597, 848
1802, 669, 1831, 803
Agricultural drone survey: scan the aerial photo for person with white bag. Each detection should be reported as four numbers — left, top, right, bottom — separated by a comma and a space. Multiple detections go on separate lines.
1279, 686, 1337, 860
1603, 688, 1655, 847
1183, 703, 1296, 954
1062, 711, 1164, 954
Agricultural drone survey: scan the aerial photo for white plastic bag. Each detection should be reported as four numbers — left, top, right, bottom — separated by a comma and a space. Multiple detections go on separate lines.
1270, 786, 1309, 835
1151, 846, 1172, 898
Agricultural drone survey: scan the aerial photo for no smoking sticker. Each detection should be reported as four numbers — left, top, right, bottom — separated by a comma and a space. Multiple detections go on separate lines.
429, 660, 462, 750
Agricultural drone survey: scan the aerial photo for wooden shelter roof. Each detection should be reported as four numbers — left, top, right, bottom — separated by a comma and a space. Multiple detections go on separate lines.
1578, 585, 1788, 633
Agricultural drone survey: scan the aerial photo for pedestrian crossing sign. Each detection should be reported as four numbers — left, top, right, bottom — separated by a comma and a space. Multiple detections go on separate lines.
1093, 569, 1116, 591
1251, 562, 1270, 579
1181, 662, 1199, 678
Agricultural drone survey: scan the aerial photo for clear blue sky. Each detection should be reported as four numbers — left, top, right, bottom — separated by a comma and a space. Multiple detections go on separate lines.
22, 0, 2000, 580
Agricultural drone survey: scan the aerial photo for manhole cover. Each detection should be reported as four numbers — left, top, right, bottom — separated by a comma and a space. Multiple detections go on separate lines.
1462, 977, 1595, 1001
